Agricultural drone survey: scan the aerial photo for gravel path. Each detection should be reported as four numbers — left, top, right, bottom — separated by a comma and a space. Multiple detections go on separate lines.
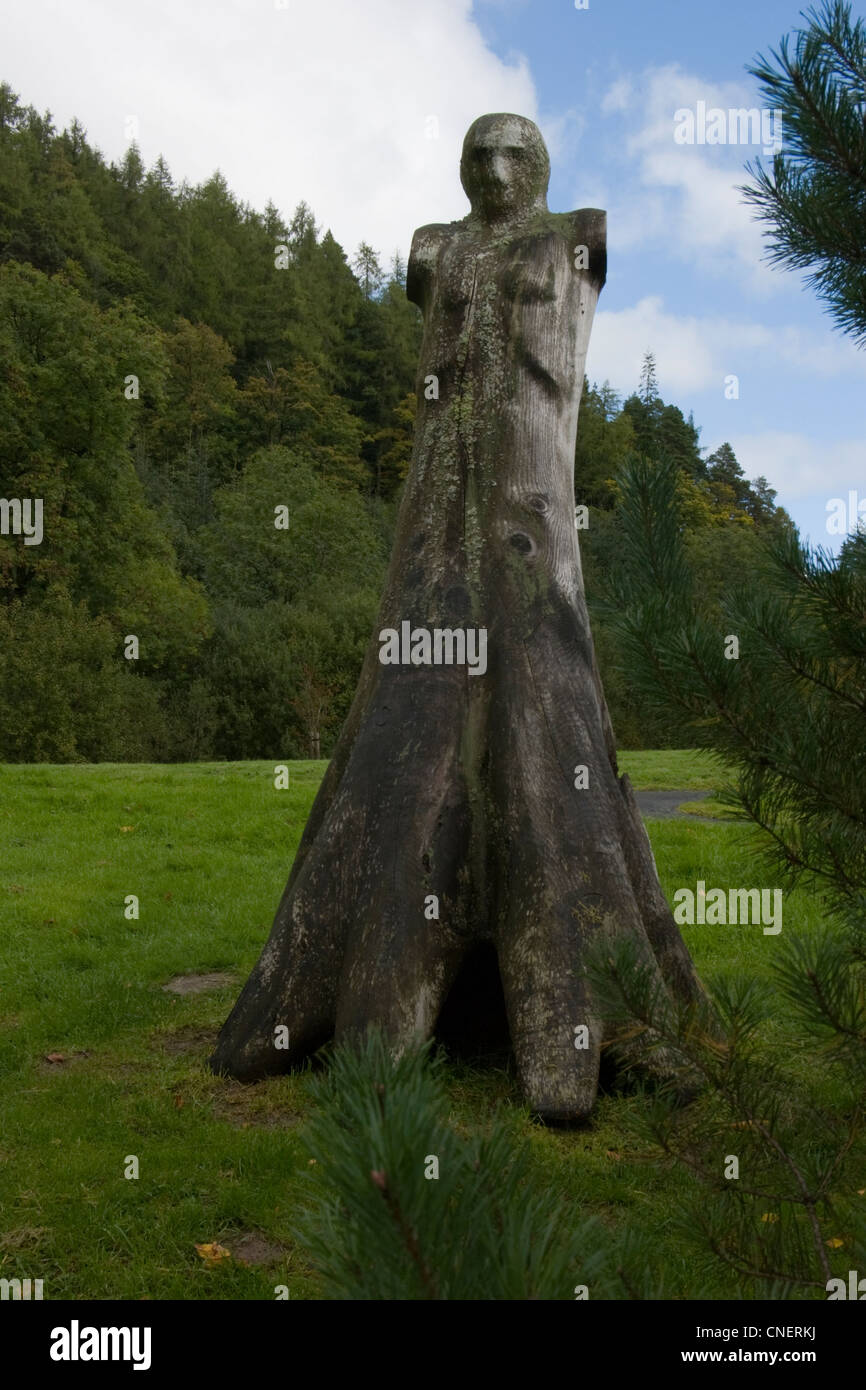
634, 789, 718, 823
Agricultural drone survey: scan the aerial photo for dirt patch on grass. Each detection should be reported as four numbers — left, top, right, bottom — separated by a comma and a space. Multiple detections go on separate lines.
211, 1078, 303, 1131
162, 972, 235, 995
0, 1226, 50, 1251
152, 1025, 218, 1057
39, 1049, 91, 1069
225, 1232, 287, 1266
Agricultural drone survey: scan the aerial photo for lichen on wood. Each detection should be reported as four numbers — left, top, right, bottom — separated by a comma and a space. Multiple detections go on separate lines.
210, 113, 706, 1125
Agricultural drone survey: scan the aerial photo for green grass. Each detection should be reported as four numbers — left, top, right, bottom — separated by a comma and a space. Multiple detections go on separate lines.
0, 753, 828, 1300
616, 748, 721, 790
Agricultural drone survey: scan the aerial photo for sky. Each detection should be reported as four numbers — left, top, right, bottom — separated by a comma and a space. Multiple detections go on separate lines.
3, 0, 864, 545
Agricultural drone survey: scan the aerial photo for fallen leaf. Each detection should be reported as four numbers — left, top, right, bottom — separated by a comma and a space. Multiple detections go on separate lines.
605, 1149, 623, 1160
173, 1093, 184, 1109
195, 1242, 231, 1266
119, 826, 135, 833
44, 1053, 66, 1064
826, 1237, 845, 1249
370, 1169, 387, 1191
761, 1213, 779, 1223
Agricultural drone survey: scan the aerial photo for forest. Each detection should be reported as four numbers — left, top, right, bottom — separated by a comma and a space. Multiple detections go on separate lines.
0, 80, 790, 762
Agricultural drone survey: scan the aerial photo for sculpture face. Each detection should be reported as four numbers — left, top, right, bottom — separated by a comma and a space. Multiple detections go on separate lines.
460, 113, 550, 224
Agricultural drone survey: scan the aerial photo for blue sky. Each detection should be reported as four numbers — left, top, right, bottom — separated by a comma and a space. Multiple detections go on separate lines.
472, 0, 866, 546
3, 0, 864, 544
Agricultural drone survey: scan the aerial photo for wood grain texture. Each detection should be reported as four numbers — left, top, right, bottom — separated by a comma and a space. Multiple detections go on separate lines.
211, 114, 705, 1123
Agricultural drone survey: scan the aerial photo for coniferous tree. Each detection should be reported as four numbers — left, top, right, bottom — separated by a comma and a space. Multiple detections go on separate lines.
292, 1030, 689, 1300
745, 474, 784, 528
585, 452, 866, 1297
639, 348, 659, 405
742, 0, 866, 343
351, 240, 384, 300
601, 454, 866, 915
707, 442, 751, 515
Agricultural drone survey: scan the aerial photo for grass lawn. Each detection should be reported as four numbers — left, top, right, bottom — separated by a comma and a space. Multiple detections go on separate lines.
0, 752, 829, 1300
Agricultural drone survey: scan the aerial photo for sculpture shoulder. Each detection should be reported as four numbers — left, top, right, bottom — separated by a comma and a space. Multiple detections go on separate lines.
512, 208, 606, 290
407, 222, 458, 308
564, 207, 607, 289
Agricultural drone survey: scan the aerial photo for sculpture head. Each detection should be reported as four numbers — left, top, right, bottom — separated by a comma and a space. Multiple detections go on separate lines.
460, 114, 550, 224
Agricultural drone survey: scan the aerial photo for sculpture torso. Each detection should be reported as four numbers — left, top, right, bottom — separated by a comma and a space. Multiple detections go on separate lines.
388, 208, 605, 631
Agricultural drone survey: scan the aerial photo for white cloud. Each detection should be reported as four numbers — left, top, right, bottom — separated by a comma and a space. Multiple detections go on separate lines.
601, 78, 632, 114
595, 65, 784, 289
586, 296, 866, 397
723, 433, 866, 501
1, 0, 537, 262
540, 107, 587, 166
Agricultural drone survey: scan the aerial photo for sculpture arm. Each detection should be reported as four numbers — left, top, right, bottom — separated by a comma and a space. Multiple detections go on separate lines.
406, 223, 451, 311
569, 208, 607, 290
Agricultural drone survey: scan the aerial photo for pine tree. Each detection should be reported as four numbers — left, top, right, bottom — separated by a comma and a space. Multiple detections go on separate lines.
742, 0, 866, 343
388, 249, 407, 287
583, 925, 866, 1298
585, 452, 866, 1297
745, 474, 783, 528
639, 349, 659, 405
707, 442, 751, 515
601, 454, 866, 915
291, 1029, 684, 1300
351, 240, 384, 300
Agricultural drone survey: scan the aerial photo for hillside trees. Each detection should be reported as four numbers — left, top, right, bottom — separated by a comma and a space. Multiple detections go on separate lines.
0, 80, 794, 759
0, 261, 210, 759
195, 446, 388, 758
